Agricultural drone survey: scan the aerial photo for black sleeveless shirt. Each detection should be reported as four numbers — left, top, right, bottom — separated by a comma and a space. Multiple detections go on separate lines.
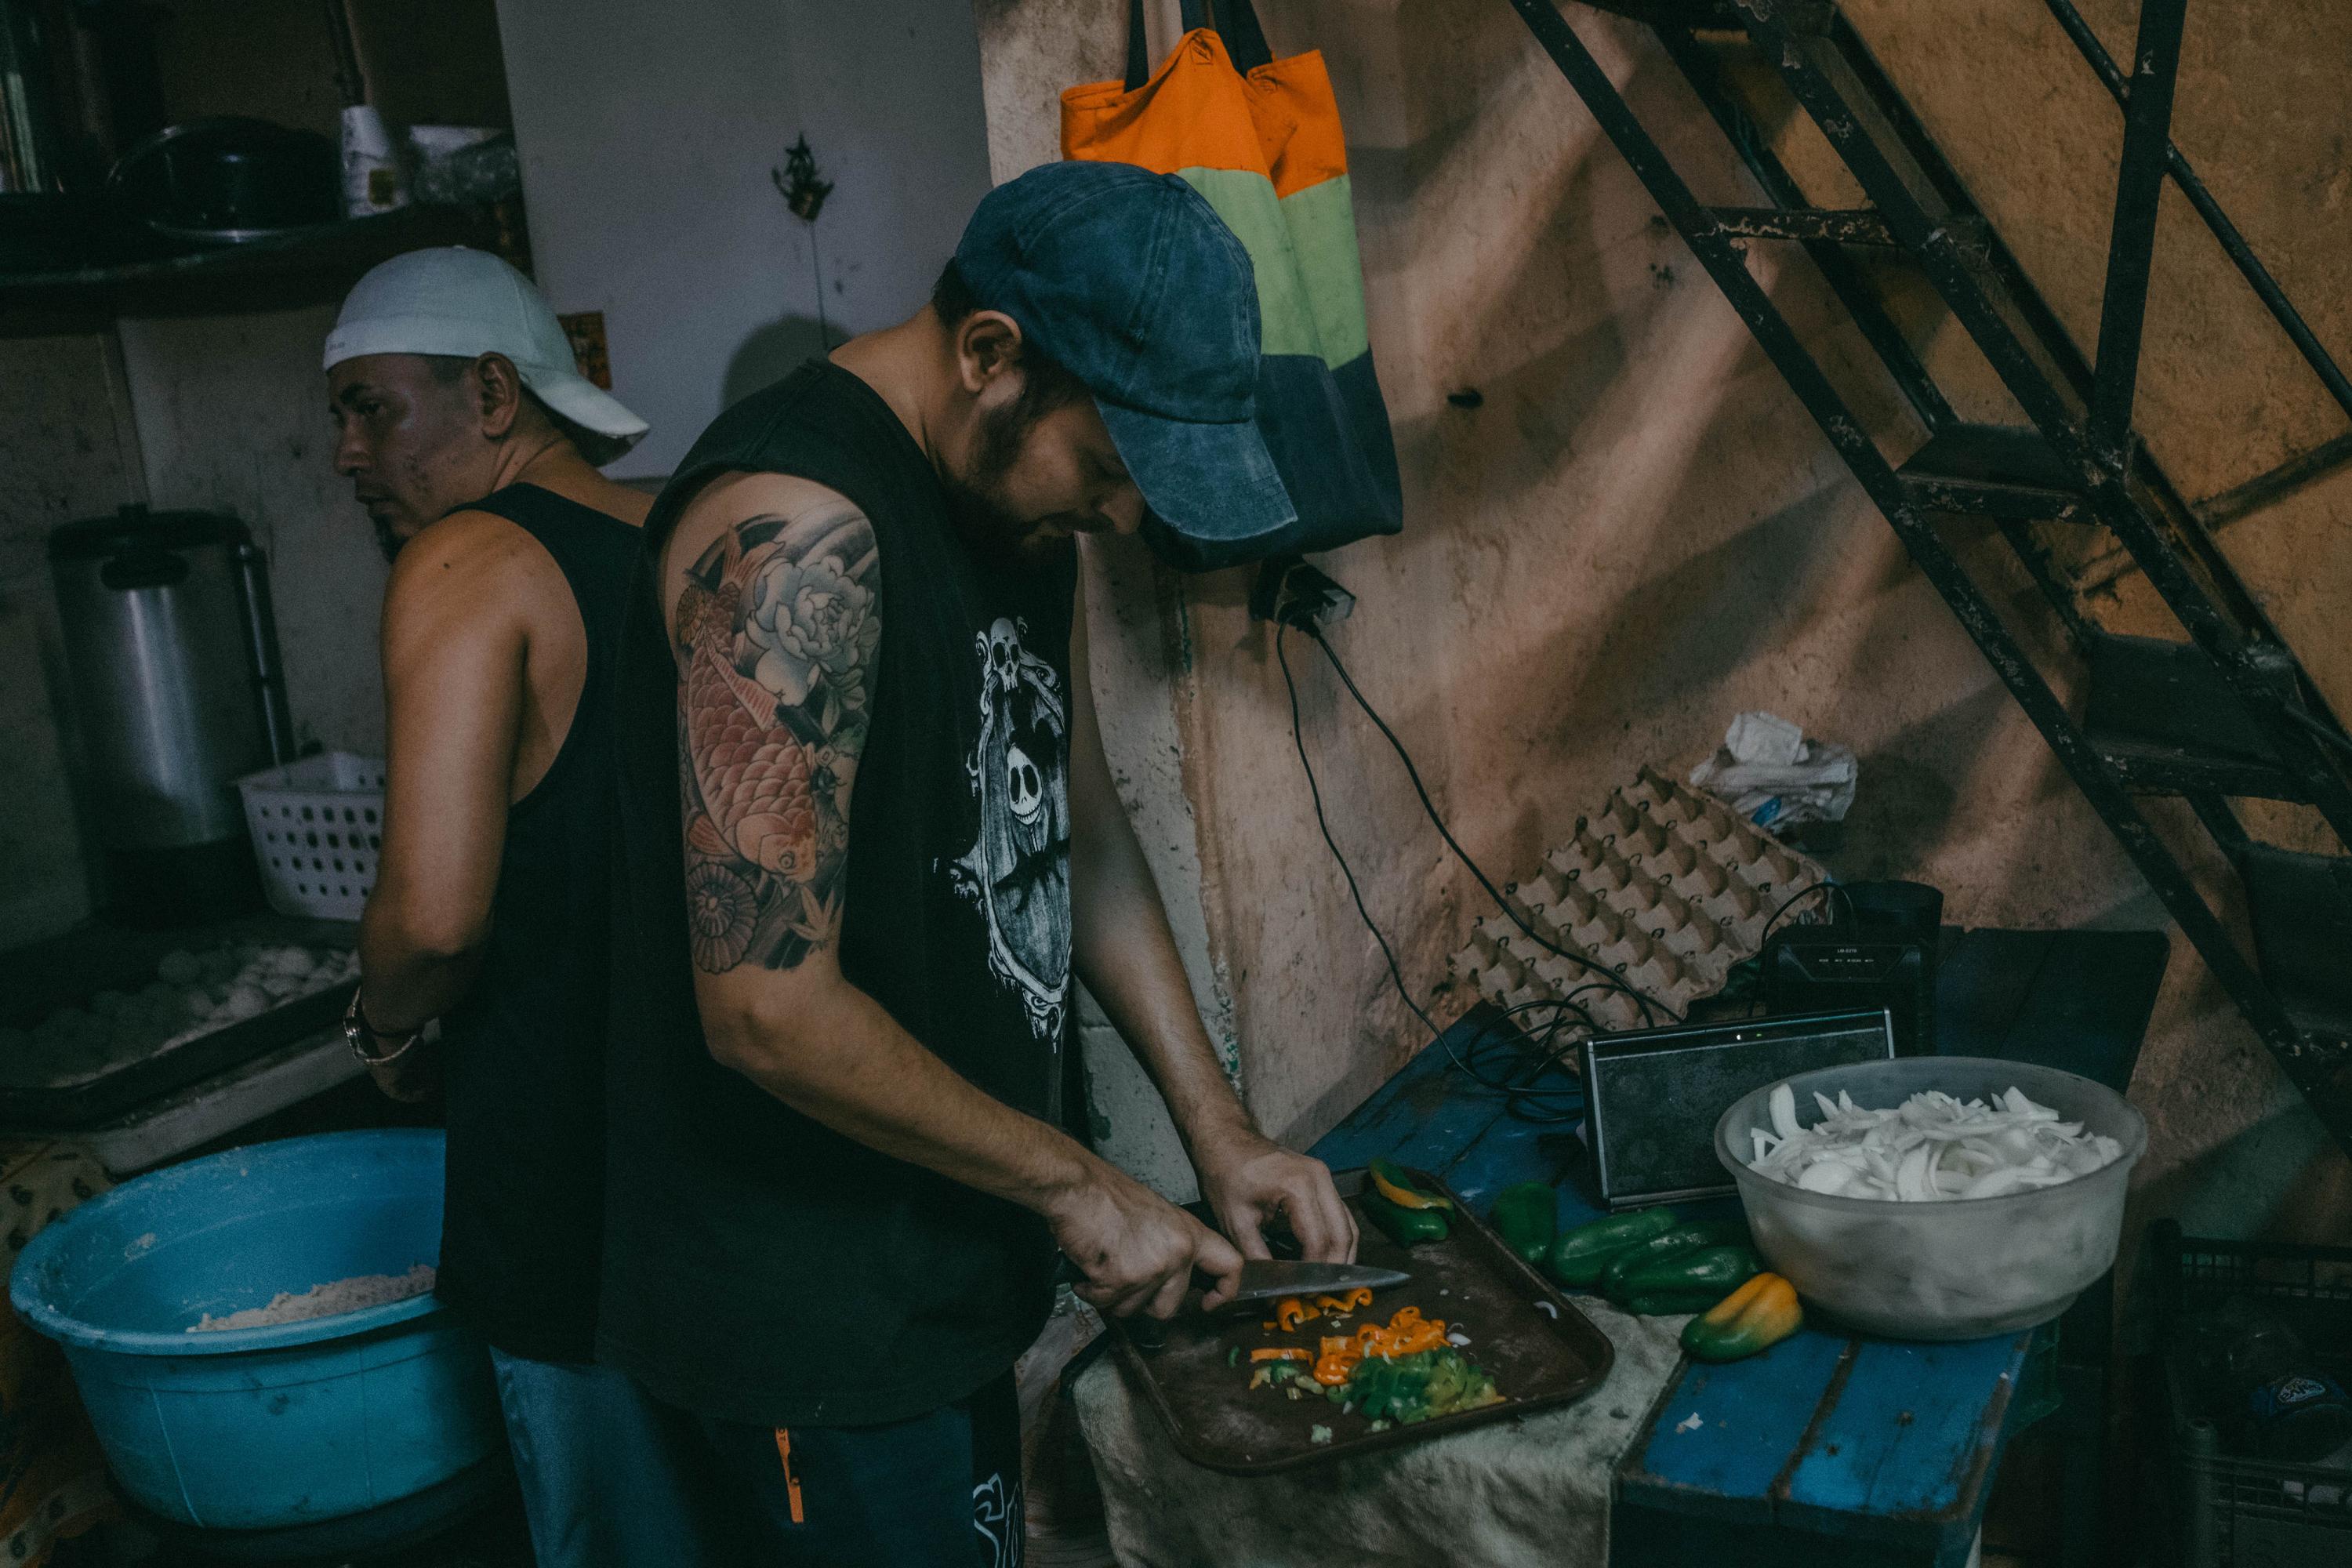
601, 361, 1080, 1426
434, 483, 640, 1364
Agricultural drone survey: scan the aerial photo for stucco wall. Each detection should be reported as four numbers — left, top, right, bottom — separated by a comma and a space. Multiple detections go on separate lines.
114, 307, 394, 764
0, 332, 147, 945
0, 309, 398, 947
494, 0, 997, 481
971, 0, 2349, 1236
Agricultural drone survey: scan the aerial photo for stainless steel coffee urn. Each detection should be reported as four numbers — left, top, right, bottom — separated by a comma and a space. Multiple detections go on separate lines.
48, 506, 295, 925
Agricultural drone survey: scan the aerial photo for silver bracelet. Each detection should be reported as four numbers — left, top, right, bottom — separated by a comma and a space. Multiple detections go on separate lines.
344, 989, 426, 1067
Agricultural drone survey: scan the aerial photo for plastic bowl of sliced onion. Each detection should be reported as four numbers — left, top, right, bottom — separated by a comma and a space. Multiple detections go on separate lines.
1714, 1058, 2147, 1340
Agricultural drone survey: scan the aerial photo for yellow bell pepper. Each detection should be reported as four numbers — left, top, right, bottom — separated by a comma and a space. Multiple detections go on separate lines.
1680, 1272, 1802, 1363
1369, 1159, 1454, 1212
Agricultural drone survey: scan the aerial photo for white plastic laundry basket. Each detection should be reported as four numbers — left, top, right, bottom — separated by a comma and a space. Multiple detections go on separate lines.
236, 753, 387, 920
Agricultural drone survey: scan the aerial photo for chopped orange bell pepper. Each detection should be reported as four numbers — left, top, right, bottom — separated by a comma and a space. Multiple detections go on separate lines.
1312, 1334, 1365, 1386
1250, 1347, 1312, 1363
1315, 1287, 1374, 1315
1275, 1297, 1320, 1334
1348, 1304, 1449, 1360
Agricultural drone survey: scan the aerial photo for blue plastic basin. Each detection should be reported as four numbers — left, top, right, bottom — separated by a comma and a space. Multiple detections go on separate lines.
8, 1130, 501, 1530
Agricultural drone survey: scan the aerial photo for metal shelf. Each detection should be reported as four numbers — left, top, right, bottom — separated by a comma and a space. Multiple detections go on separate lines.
0, 203, 512, 322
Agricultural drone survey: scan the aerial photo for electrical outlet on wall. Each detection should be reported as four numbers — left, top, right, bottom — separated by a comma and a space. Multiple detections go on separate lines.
556, 311, 613, 388
1250, 557, 1355, 631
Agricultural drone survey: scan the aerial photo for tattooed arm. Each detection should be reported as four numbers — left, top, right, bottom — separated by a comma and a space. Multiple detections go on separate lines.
666, 470, 1244, 1317
1065, 595, 1358, 1264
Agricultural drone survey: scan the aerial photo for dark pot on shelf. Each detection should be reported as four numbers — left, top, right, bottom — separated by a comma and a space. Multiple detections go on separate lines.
107, 117, 339, 243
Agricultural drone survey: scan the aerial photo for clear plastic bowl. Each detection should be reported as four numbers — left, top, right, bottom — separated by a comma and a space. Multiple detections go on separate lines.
1714, 1057, 2148, 1340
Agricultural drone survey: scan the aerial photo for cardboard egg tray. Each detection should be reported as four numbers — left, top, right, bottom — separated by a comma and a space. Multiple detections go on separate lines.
1445, 766, 1828, 1037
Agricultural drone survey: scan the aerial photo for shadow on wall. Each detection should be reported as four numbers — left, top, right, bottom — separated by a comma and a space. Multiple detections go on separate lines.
2134, 1093, 2340, 1246
1498, 473, 1857, 744
722, 314, 833, 414
1836, 682, 2009, 879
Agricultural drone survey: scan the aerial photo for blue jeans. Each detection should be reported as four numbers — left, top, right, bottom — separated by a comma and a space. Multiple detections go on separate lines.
492, 1349, 1023, 1566
488, 1348, 735, 1567
685, 1368, 1024, 1566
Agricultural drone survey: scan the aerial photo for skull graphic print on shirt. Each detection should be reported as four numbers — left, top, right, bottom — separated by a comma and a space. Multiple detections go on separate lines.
950, 617, 1072, 1040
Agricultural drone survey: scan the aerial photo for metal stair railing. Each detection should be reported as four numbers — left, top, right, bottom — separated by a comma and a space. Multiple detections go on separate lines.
1502, 0, 2352, 1151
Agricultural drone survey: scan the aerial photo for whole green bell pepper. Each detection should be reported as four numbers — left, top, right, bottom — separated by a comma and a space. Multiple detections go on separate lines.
1546, 1206, 1682, 1287
1597, 1219, 1751, 1298
1488, 1181, 1557, 1265
1363, 1188, 1449, 1245
1621, 1287, 1736, 1317
1606, 1243, 1763, 1307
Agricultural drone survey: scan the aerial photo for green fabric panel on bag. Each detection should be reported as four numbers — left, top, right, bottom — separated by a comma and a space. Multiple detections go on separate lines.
1279, 174, 1370, 368
1176, 165, 1320, 361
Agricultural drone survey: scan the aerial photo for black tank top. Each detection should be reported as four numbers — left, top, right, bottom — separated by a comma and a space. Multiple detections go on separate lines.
602, 360, 1079, 1426
433, 482, 640, 1364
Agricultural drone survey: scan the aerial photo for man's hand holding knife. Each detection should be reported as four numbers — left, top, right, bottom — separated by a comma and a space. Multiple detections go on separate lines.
1049, 1124, 1357, 1319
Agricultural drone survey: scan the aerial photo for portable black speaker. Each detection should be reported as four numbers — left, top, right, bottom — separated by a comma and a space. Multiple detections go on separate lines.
1762, 880, 1942, 1056
1577, 1008, 1898, 1209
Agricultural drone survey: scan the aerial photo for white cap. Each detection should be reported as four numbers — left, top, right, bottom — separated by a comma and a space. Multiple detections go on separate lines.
324, 248, 648, 452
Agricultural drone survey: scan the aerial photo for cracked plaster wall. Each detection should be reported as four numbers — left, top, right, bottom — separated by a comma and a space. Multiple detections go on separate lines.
971, 0, 2351, 1240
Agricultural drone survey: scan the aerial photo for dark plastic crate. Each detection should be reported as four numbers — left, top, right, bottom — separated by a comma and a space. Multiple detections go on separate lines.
2152, 1220, 2352, 1568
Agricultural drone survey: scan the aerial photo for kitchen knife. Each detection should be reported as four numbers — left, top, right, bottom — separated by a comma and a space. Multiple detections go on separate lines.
1051, 1255, 1410, 1309
1225, 1259, 1410, 1308
1106, 1258, 1414, 1355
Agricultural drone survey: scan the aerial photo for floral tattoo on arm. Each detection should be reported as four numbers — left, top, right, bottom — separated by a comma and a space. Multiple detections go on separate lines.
674, 507, 880, 974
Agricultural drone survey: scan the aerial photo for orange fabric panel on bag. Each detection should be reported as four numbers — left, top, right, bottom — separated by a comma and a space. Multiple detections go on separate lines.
1063, 30, 1269, 178
1243, 47, 1348, 198
1063, 27, 1349, 198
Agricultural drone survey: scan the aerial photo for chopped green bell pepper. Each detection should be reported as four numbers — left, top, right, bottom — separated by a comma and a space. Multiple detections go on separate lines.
1344, 1347, 1502, 1425
1488, 1181, 1557, 1265
1546, 1206, 1682, 1287
1363, 1188, 1449, 1245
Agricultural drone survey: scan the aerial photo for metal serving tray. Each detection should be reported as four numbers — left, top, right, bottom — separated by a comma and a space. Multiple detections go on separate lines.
0, 914, 357, 1128
1111, 1167, 1613, 1475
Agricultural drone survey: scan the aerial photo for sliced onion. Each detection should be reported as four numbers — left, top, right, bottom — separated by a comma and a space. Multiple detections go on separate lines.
1745, 1080, 2123, 1202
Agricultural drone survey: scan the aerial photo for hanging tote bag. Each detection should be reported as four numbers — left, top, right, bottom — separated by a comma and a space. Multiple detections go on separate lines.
1061, 0, 1403, 571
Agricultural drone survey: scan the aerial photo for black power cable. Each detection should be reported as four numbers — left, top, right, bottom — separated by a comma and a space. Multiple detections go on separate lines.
1299, 622, 1677, 1026
1275, 627, 1589, 1121
1758, 880, 1849, 949
1274, 626, 1443, 1051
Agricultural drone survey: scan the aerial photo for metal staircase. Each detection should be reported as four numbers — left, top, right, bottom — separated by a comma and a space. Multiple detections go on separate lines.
1503, 0, 2352, 1153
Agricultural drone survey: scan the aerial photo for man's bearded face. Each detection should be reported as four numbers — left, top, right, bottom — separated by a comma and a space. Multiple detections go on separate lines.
940, 376, 1142, 562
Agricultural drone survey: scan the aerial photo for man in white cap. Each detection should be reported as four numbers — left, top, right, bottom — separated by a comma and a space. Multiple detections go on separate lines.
328, 248, 710, 1564
322, 245, 649, 561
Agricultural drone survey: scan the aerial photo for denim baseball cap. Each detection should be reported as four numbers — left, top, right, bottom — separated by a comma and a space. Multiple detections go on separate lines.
954, 162, 1295, 557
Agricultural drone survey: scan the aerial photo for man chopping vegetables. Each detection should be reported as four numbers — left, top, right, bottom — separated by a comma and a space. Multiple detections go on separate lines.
599, 160, 1357, 1560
